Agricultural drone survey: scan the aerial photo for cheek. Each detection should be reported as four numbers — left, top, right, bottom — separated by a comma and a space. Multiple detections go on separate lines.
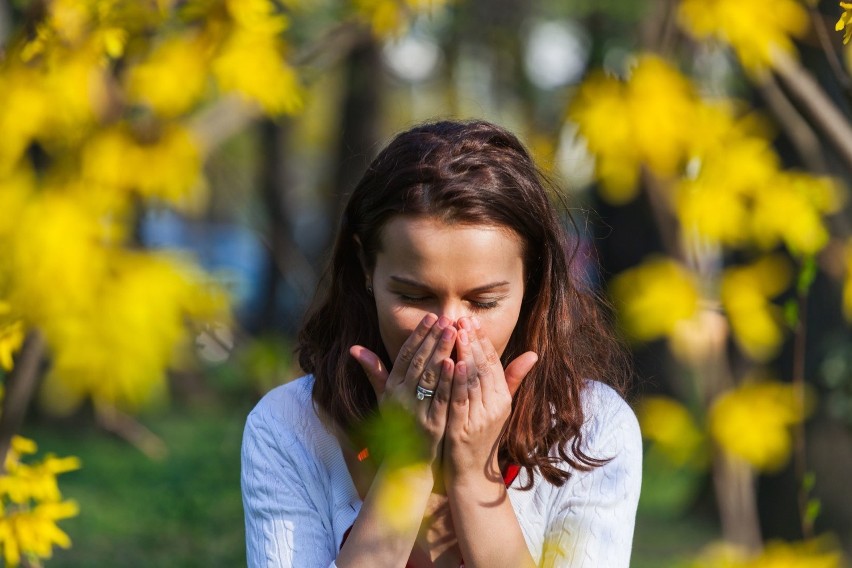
376, 304, 425, 361
480, 307, 522, 356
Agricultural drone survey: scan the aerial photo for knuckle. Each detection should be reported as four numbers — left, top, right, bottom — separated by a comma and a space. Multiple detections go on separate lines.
486, 350, 501, 366
420, 368, 438, 385
411, 354, 429, 370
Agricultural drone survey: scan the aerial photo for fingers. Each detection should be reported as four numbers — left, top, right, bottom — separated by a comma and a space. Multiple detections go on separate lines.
426, 357, 454, 424
408, 317, 455, 393
349, 345, 389, 397
389, 313, 439, 388
505, 351, 538, 396
455, 323, 482, 410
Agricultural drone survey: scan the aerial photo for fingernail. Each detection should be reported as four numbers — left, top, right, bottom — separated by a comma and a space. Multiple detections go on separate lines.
437, 316, 450, 329
424, 313, 438, 326
459, 329, 469, 345
442, 326, 454, 341
457, 361, 467, 375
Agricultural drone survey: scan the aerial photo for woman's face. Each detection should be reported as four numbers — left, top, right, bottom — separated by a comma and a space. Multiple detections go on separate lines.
368, 215, 526, 363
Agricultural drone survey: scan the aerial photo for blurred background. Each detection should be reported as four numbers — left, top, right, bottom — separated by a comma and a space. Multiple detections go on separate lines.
2, 0, 852, 566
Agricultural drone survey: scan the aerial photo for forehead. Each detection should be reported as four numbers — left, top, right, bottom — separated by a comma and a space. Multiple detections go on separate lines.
375, 216, 524, 279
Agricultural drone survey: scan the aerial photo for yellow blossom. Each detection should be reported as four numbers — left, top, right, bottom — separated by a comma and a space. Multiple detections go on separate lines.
844, 239, 852, 321
0, 318, 25, 372
82, 125, 204, 207
0, 69, 50, 174
353, 0, 451, 36
8, 191, 110, 324
0, 500, 79, 567
636, 396, 706, 467
689, 538, 843, 567
610, 257, 700, 342
750, 173, 839, 256
709, 380, 806, 471
212, 29, 304, 115
679, 0, 808, 71
569, 56, 698, 204
126, 33, 211, 116
375, 464, 429, 531
568, 72, 638, 203
721, 255, 792, 361
676, 133, 779, 247
40, 252, 228, 413
836, 2, 852, 44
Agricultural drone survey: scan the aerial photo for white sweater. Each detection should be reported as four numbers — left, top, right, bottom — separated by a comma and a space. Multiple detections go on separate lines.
241, 375, 642, 568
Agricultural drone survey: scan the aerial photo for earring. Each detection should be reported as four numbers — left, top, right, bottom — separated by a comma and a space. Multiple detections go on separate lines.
366, 283, 373, 296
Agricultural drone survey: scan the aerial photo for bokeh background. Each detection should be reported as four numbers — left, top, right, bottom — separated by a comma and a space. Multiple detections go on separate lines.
2, 0, 852, 566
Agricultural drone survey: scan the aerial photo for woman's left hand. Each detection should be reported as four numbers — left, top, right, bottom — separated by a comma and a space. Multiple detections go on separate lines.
443, 317, 538, 483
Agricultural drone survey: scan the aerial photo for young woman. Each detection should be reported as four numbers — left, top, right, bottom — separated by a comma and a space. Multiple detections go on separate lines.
242, 120, 642, 567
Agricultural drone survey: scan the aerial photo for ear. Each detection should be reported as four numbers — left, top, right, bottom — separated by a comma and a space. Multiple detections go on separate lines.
353, 235, 370, 280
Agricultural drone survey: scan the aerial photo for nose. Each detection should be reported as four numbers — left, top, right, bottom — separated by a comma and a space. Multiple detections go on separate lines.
435, 301, 469, 328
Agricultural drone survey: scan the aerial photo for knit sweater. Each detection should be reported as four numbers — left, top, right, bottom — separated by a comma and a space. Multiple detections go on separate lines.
241, 375, 642, 568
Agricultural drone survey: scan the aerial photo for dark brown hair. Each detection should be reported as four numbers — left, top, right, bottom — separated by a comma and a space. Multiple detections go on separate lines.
298, 119, 629, 487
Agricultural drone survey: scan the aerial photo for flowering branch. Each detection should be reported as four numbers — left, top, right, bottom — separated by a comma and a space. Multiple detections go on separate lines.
0, 331, 45, 472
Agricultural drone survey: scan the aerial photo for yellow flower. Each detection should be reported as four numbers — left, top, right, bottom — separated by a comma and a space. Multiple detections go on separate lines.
636, 396, 706, 467
126, 33, 210, 116
375, 464, 429, 531
40, 252, 228, 413
750, 173, 838, 256
610, 257, 700, 342
569, 56, 698, 204
0, 318, 25, 372
679, 0, 808, 71
678, 133, 779, 244
689, 538, 844, 567
568, 72, 638, 203
844, 238, 852, 321
709, 380, 805, 471
721, 255, 791, 361
0, 68, 50, 174
212, 28, 304, 115
82, 125, 204, 207
0, 438, 80, 567
8, 192, 109, 324
353, 0, 451, 36
0, 500, 79, 567
836, 2, 852, 44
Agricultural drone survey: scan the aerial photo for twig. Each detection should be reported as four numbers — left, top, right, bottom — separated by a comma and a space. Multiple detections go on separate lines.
755, 71, 827, 172
95, 405, 168, 460
0, 330, 45, 472
807, 6, 852, 102
772, 49, 852, 171
792, 273, 812, 539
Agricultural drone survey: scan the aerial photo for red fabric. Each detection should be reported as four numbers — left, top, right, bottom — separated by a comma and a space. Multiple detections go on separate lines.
340, 463, 520, 568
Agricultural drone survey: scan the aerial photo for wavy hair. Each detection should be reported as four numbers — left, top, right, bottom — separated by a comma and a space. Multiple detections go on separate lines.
298, 120, 629, 487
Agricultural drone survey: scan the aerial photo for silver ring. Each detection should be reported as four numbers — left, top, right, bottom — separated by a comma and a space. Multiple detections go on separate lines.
415, 384, 435, 400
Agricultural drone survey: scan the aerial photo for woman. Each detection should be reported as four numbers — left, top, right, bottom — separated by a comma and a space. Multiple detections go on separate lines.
242, 120, 641, 567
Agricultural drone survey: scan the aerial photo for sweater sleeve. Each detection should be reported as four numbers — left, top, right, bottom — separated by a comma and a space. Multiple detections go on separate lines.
241, 396, 339, 568
539, 383, 643, 568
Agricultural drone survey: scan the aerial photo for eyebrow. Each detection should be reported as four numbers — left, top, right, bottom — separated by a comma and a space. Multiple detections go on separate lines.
389, 276, 511, 294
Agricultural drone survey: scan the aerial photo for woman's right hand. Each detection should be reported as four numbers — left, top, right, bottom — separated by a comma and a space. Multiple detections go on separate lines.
350, 313, 457, 465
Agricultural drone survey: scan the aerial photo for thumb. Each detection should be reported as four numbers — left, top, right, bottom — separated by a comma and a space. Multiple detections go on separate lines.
504, 351, 538, 396
349, 345, 389, 397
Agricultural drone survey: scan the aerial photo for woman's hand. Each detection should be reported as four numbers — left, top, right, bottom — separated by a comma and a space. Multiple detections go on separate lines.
350, 313, 457, 464
444, 316, 538, 483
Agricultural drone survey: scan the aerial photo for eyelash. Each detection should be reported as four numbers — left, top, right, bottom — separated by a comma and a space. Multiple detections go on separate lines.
397, 295, 500, 311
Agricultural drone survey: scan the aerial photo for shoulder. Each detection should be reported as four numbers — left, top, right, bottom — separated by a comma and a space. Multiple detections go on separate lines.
243, 375, 327, 451
578, 380, 641, 455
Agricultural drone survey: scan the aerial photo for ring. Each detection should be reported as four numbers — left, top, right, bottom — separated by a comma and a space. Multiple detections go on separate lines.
415, 384, 435, 400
